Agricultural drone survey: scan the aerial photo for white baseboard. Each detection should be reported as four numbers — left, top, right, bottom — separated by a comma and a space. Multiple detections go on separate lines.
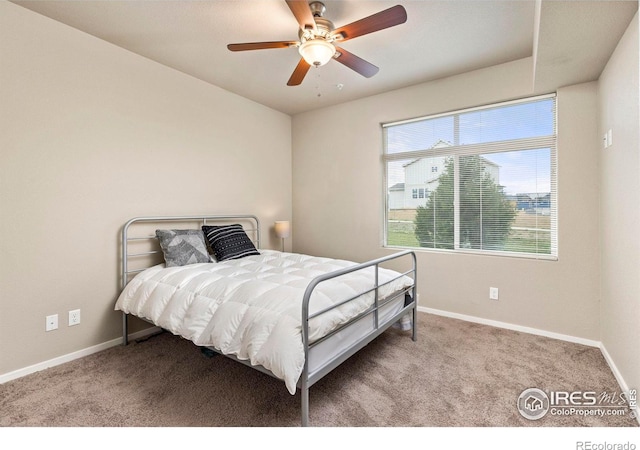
599, 342, 640, 426
0, 327, 161, 385
418, 306, 600, 347
419, 306, 640, 426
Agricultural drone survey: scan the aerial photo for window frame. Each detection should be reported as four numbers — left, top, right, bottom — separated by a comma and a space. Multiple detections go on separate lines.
382, 94, 558, 260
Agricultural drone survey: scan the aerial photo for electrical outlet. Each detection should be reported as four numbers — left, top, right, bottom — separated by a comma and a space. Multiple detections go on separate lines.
489, 287, 499, 301
68, 309, 81, 326
46, 314, 58, 331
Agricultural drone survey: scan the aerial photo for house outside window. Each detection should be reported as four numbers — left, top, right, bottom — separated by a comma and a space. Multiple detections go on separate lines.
383, 94, 557, 259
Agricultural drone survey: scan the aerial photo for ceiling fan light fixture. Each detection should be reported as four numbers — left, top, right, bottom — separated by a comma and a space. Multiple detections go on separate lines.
298, 39, 335, 67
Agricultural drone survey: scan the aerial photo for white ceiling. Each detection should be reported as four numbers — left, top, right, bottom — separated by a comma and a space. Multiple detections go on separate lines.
12, 0, 638, 115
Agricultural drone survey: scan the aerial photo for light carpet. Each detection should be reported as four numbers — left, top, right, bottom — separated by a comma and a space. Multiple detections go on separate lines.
0, 313, 637, 427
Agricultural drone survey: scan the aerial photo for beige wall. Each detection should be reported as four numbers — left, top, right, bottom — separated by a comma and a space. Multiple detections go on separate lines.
292, 57, 601, 341
0, 2, 292, 375
598, 13, 640, 395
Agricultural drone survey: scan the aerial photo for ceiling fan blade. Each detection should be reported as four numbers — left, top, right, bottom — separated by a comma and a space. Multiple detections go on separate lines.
227, 41, 297, 51
334, 47, 379, 78
287, 58, 311, 86
332, 5, 407, 42
285, 0, 317, 31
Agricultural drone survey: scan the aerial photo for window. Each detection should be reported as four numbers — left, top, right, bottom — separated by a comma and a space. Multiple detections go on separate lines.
383, 95, 557, 259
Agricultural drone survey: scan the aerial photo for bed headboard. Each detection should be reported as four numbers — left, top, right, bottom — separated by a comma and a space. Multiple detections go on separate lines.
121, 215, 260, 290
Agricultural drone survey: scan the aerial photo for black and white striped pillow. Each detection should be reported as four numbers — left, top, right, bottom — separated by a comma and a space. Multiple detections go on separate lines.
202, 224, 260, 262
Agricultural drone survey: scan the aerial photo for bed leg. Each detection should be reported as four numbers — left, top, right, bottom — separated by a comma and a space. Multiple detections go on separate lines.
411, 304, 417, 342
301, 385, 309, 427
122, 312, 129, 346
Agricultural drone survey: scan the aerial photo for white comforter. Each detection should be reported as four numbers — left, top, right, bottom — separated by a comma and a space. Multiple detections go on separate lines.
115, 250, 413, 394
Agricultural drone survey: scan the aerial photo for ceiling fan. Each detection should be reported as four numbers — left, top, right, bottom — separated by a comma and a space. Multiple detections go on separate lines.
227, 0, 407, 86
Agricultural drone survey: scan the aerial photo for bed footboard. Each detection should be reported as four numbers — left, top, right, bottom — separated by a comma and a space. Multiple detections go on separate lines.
298, 250, 417, 426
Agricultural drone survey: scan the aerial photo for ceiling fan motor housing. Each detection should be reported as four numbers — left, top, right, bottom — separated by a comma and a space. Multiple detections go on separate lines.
298, 3, 335, 43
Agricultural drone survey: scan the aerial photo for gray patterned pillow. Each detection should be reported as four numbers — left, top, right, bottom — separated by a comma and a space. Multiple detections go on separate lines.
155, 229, 211, 267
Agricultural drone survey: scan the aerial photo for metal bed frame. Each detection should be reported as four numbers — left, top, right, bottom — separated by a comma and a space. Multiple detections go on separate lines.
120, 214, 417, 426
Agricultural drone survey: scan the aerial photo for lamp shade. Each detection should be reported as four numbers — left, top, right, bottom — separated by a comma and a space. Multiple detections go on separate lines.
298, 39, 335, 67
275, 221, 291, 238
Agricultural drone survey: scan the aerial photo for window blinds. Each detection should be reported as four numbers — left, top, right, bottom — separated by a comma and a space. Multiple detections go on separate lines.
383, 94, 557, 259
